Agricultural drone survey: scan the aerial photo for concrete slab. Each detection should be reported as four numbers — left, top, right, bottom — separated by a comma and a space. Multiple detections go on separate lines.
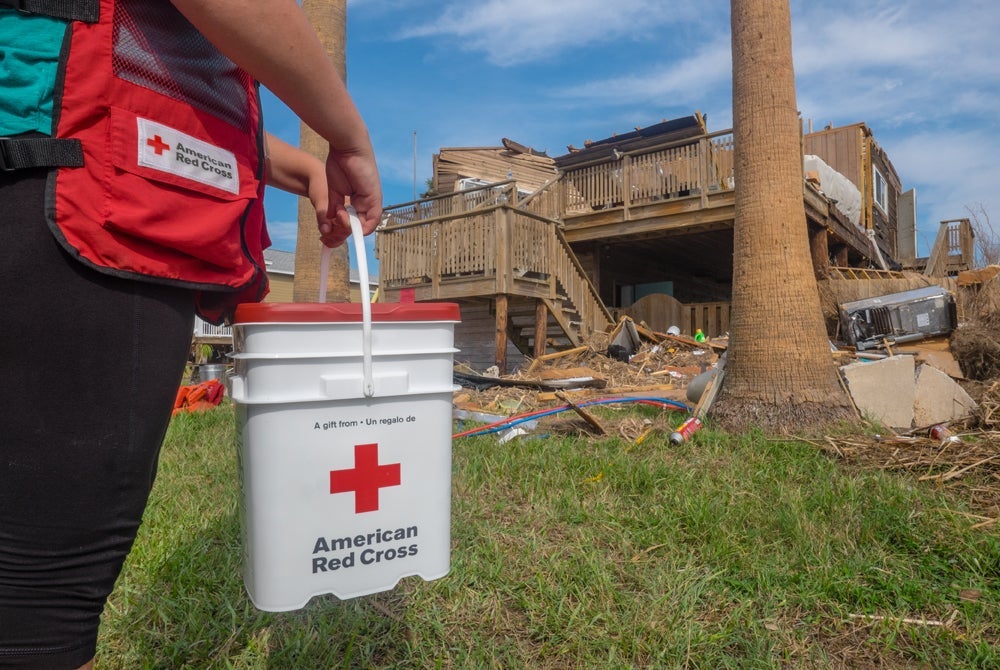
894, 336, 964, 379
840, 355, 915, 430
913, 364, 978, 427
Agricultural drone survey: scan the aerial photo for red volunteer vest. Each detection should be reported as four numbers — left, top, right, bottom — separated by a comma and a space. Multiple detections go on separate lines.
48, 0, 269, 323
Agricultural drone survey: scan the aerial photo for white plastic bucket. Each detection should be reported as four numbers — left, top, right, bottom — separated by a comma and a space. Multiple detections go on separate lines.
229, 209, 460, 611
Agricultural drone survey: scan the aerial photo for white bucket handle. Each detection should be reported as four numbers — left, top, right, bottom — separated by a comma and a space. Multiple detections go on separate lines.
318, 206, 374, 397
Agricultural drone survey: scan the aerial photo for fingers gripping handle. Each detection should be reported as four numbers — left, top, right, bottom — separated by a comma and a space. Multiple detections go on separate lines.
318, 207, 375, 397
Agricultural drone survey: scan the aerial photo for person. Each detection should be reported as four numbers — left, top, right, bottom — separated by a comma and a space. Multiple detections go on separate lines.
0, 1, 382, 668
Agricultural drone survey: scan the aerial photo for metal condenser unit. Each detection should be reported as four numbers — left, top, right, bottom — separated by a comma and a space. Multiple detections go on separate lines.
838, 285, 956, 351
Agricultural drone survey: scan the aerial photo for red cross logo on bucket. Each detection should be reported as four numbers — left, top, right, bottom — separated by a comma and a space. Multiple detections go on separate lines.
330, 443, 401, 513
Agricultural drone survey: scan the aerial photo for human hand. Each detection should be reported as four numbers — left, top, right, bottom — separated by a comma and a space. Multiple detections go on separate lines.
319, 145, 382, 248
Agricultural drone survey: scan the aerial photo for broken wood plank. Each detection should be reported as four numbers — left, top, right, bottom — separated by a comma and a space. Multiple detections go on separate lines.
658, 332, 728, 351
695, 368, 724, 419
526, 345, 589, 373
554, 391, 607, 435
632, 322, 661, 343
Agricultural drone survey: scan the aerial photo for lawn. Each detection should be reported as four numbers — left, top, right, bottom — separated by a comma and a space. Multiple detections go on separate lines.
96, 402, 999, 669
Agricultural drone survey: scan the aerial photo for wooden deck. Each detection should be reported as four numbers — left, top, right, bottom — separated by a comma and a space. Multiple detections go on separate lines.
376, 128, 889, 371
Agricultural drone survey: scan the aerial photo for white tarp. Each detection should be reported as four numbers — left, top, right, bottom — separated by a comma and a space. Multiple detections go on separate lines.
804, 154, 861, 227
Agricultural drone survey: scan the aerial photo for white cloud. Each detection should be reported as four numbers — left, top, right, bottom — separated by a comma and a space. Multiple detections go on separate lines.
885, 130, 999, 253
556, 35, 731, 107
267, 0, 1000, 265
264, 218, 299, 253
400, 0, 709, 65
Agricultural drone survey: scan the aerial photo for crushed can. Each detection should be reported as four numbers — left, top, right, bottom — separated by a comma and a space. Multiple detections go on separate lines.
929, 423, 960, 447
669, 416, 703, 445
928, 424, 951, 441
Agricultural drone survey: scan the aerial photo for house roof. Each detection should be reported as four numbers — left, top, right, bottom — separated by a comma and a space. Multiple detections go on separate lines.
263, 248, 295, 275
263, 248, 377, 284
554, 114, 707, 169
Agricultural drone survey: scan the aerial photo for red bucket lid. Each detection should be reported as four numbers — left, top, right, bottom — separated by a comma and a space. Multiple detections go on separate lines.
233, 302, 460, 324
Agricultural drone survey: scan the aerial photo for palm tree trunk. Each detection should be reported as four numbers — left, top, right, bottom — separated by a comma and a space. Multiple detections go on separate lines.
293, 0, 350, 303
709, 0, 855, 433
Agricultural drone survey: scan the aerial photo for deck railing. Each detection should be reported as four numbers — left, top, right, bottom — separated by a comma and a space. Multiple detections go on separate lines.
559, 130, 735, 215
193, 317, 232, 340
377, 192, 612, 341
924, 218, 975, 277
379, 129, 736, 229
381, 180, 523, 228
376, 131, 736, 343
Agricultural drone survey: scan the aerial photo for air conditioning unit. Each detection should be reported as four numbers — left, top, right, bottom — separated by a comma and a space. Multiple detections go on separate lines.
839, 285, 956, 351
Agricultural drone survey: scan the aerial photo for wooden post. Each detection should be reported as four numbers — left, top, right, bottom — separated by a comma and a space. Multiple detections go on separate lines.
809, 226, 830, 279
699, 137, 709, 208
534, 300, 547, 359
496, 209, 510, 293
431, 221, 441, 298
621, 154, 631, 219
495, 294, 509, 375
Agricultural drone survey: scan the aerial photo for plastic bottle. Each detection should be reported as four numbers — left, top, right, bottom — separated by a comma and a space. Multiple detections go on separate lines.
694, 328, 706, 343
669, 416, 703, 445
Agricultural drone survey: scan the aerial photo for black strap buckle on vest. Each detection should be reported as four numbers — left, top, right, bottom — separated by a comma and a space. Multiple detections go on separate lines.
0, 0, 98, 22
0, 137, 84, 171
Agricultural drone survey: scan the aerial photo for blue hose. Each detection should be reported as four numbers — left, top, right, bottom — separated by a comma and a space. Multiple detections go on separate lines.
455, 396, 691, 438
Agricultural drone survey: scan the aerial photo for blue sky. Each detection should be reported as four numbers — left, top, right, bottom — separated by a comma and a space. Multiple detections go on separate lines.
261, 0, 1000, 267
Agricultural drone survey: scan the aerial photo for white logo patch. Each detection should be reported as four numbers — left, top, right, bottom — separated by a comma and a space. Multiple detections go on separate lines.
136, 118, 240, 195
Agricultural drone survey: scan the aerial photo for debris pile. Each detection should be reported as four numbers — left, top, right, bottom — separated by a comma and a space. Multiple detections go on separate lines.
451, 281, 1000, 523
453, 318, 719, 439
976, 381, 1000, 431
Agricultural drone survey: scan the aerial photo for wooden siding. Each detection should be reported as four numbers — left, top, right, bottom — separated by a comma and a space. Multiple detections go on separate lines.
804, 122, 905, 262
870, 140, 904, 259
264, 274, 294, 302
803, 123, 864, 188
433, 144, 556, 196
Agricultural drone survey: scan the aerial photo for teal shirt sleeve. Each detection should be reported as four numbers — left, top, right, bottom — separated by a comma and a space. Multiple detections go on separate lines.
0, 11, 69, 136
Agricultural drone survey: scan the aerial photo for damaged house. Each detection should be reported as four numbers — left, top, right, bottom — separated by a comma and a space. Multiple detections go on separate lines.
375, 113, 970, 373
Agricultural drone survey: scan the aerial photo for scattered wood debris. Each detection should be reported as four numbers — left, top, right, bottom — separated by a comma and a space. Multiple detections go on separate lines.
979, 382, 1000, 429
454, 319, 717, 437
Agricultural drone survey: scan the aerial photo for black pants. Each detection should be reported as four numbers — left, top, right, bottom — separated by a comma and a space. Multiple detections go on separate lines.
0, 167, 196, 668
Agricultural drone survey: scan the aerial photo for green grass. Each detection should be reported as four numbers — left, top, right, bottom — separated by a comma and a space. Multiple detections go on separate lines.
96, 403, 999, 669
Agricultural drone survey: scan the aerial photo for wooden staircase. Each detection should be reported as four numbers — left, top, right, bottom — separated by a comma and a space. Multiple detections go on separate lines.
506, 289, 591, 354
923, 218, 975, 277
